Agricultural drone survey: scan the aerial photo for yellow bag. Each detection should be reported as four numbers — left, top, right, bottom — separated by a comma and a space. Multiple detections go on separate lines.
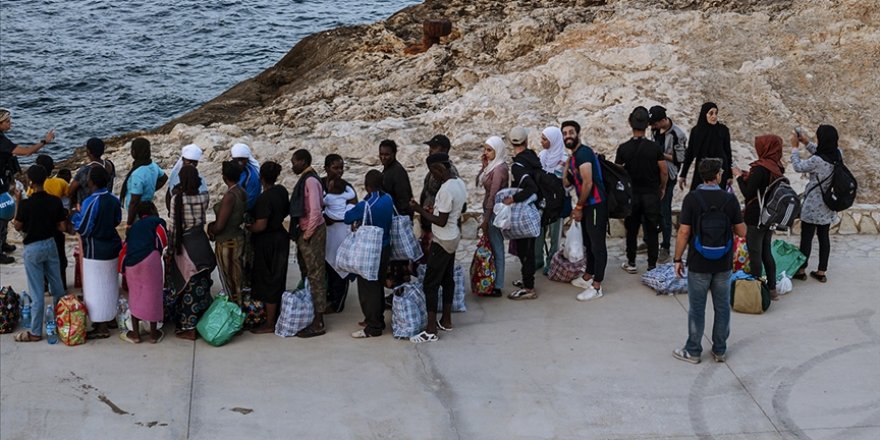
730, 278, 770, 314
56, 294, 88, 346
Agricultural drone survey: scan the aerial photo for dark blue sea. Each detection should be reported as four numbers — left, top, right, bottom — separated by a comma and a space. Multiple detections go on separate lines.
0, 0, 419, 160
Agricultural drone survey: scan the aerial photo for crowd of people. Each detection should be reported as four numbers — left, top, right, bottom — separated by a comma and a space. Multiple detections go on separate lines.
0, 104, 848, 359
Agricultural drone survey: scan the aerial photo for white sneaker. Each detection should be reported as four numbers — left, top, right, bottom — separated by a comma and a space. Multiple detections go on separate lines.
620, 261, 637, 274
570, 276, 593, 290
576, 286, 604, 301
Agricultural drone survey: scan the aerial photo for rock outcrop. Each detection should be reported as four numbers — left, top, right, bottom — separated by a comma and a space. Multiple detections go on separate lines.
94, 0, 879, 209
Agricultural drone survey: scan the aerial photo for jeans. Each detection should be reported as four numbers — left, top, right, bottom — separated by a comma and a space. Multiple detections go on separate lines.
625, 193, 661, 267
24, 238, 66, 337
800, 222, 830, 272
487, 214, 505, 288
660, 179, 675, 250
746, 225, 776, 290
685, 270, 732, 356
535, 219, 562, 271
582, 202, 608, 283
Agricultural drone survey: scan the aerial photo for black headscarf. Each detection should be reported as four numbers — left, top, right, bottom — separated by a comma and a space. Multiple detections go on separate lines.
815, 125, 841, 164
119, 137, 153, 202
686, 102, 732, 187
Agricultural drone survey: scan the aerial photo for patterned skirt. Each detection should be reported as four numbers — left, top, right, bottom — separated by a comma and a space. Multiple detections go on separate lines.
172, 271, 213, 332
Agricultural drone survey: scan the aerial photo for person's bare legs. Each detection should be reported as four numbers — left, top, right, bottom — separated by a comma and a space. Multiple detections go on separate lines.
426, 311, 438, 335
148, 321, 160, 343
251, 303, 277, 334
126, 316, 142, 343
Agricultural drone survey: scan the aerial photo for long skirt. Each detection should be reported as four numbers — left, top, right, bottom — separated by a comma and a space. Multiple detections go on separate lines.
215, 236, 244, 305
251, 231, 289, 305
173, 270, 213, 331
125, 251, 164, 322
82, 258, 120, 322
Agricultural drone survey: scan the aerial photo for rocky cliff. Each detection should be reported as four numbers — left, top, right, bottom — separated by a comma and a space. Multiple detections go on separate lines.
99, 0, 880, 207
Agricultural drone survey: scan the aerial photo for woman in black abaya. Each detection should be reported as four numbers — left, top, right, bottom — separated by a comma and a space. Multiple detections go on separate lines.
678, 102, 733, 191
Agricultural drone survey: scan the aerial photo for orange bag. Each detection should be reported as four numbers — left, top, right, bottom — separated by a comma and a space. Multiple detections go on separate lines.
56, 294, 88, 346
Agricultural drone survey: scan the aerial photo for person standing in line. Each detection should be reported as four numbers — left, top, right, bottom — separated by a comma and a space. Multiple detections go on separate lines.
505, 135, 541, 301
562, 120, 608, 301
71, 166, 123, 340
322, 154, 357, 313
733, 134, 785, 300
0, 108, 56, 264
345, 170, 393, 338
672, 158, 746, 364
164, 144, 208, 212
119, 137, 167, 228
616, 107, 668, 274
33, 155, 71, 288
678, 103, 733, 192
119, 201, 167, 344
166, 165, 214, 340
649, 105, 688, 261
791, 125, 840, 283
379, 139, 414, 217
208, 161, 247, 305
289, 149, 328, 338
476, 135, 509, 297
535, 126, 569, 274
11, 165, 66, 342
419, 135, 461, 257
230, 143, 262, 211
409, 153, 467, 342
69, 138, 116, 209
247, 162, 289, 334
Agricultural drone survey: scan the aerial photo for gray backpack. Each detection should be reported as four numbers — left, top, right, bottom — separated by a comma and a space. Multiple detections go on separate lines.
758, 177, 801, 231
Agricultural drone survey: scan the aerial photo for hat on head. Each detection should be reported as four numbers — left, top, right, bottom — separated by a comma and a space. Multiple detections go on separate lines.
425, 134, 452, 152
648, 105, 667, 123
181, 144, 203, 161
425, 152, 450, 167
86, 138, 105, 157
629, 106, 650, 130
508, 126, 528, 145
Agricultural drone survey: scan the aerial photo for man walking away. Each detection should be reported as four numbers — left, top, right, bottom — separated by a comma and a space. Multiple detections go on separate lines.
649, 105, 688, 261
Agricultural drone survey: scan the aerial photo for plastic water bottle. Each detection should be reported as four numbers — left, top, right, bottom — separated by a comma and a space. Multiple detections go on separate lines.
45, 305, 58, 345
20, 291, 31, 328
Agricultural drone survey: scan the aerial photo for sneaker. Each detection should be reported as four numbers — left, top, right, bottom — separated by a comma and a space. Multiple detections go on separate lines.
711, 351, 726, 363
351, 329, 374, 339
508, 289, 538, 300
658, 248, 671, 263
0, 254, 13, 265
570, 276, 593, 290
576, 286, 603, 301
620, 261, 637, 274
673, 348, 701, 364
1, 243, 15, 253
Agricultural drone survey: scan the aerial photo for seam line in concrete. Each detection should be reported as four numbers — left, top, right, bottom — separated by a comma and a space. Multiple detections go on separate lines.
186, 340, 196, 439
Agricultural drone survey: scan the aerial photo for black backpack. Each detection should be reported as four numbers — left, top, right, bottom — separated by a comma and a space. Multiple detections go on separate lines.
758, 176, 801, 231
820, 161, 857, 212
534, 171, 566, 226
692, 191, 733, 260
597, 155, 633, 219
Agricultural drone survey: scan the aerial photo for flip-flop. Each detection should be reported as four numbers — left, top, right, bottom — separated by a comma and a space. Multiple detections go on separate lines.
14, 331, 42, 342
436, 321, 453, 332
809, 271, 827, 283
792, 272, 807, 281
119, 331, 141, 344
149, 330, 165, 344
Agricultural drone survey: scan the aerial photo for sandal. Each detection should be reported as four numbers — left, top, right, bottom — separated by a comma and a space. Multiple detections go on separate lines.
149, 330, 165, 344
792, 272, 807, 281
436, 321, 453, 332
86, 330, 111, 340
14, 331, 42, 342
809, 271, 827, 283
508, 289, 537, 301
409, 331, 438, 344
296, 326, 326, 338
119, 331, 141, 344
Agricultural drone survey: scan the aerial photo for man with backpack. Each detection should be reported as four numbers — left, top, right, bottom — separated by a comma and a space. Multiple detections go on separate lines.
673, 158, 746, 364
616, 107, 668, 274
649, 105, 688, 261
562, 120, 608, 301
505, 133, 541, 300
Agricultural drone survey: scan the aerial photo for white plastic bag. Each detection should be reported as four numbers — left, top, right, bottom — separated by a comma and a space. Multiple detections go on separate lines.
777, 271, 793, 295
492, 203, 511, 230
563, 221, 584, 262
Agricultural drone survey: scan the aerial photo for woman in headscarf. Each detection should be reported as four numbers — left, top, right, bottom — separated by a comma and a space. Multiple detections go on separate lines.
165, 144, 208, 213
119, 201, 167, 343
733, 134, 785, 300
791, 125, 841, 283
535, 126, 568, 273
120, 137, 167, 227
167, 165, 215, 340
476, 136, 509, 297
71, 166, 122, 339
230, 143, 261, 212
208, 161, 247, 305
679, 102, 733, 191
246, 162, 290, 334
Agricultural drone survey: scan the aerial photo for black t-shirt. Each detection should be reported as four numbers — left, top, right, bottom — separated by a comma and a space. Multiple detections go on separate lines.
680, 188, 743, 273
14, 191, 66, 244
254, 184, 289, 235
0, 133, 20, 194
615, 137, 665, 194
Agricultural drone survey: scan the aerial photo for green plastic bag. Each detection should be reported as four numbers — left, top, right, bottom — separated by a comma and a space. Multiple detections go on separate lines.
771, 240, 807, 282
196, 295, 245, 347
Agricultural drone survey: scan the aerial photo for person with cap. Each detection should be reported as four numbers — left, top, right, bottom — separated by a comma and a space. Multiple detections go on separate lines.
562, 120, 608, 301
69, 137, 116, 209
289, 149, 328, 338
535, 126, 569, 274
0, 108, 56, 264
409, 152, 467, 342
615, 106, 668, 274
476, 135, 509, 297
679, 102, 733, 192
649, 105, 689, 261
119, 137, 167, 227
230, 143, 261, 211
505, 130, 542, 300
164, 143, 208, 212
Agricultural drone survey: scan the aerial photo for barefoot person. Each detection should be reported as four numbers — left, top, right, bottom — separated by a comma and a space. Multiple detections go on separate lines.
120, 202, 167, 343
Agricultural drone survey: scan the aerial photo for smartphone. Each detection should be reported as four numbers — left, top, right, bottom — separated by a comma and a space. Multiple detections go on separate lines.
794, 127, 803, 136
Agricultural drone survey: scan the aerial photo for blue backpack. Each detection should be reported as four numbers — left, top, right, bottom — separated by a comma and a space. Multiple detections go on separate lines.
693, 191, 733, 260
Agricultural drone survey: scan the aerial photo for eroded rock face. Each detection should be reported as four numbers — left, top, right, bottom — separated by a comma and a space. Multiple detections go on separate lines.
97, 0, 879, 210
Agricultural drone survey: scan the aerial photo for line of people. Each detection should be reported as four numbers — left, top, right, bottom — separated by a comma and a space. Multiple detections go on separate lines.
0, 104, 848, 352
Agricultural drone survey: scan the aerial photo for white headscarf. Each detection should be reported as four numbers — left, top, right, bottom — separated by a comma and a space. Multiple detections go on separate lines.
167, 143, 206, 194
231, 143, 259, 169
539, 126, 565, 174
478, 136, 507, 186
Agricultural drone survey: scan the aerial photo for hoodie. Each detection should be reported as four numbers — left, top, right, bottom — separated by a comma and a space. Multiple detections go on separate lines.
510, 149, 541, 203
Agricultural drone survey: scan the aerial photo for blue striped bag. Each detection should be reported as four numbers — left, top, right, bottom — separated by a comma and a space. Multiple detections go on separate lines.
335, 202, 384, 281
274, 283, 314, 337
392, 282, 427, 339
494, 188, 540, 240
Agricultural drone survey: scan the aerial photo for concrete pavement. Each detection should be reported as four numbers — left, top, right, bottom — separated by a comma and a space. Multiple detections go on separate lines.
1, 235, 878, 439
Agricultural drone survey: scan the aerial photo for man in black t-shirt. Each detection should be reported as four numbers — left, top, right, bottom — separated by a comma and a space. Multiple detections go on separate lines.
672, 158, 745, 365
615, 107, 668, 273
0, 108, 56, 264
12, 164, 67, 342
